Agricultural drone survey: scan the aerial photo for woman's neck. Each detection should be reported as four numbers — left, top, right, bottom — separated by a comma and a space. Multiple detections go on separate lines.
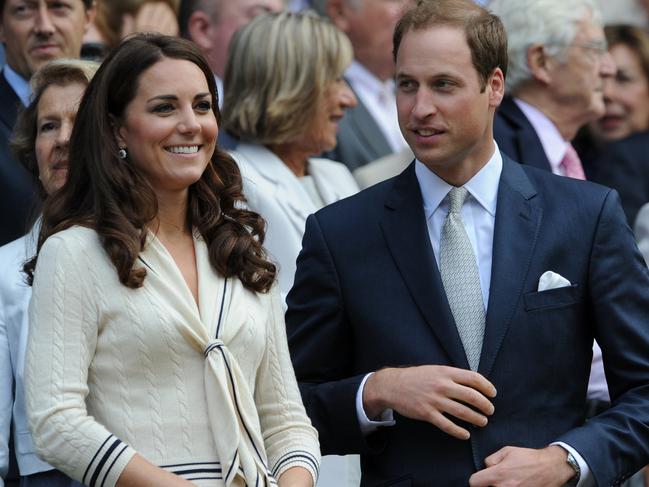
266, 143, 310, 177
152, 189, 191, 240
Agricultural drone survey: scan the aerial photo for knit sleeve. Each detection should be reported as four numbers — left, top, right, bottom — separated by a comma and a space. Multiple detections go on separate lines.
255, 285, 320, 484
25, 233, 136, 487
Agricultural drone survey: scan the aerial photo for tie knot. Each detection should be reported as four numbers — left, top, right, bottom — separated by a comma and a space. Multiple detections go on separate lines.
204, 339, 225, 358
447, 187, 469, 214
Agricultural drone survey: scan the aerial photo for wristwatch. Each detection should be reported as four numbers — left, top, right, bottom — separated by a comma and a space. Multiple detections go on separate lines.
566, 451, 581, 486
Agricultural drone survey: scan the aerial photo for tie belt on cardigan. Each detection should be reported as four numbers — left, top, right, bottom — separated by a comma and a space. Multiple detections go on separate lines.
204, 339, 225, 357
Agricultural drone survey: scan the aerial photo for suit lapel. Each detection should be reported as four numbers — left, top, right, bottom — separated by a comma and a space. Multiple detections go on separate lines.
479, 158, 542, 377
380, 164, 470, 368
0, 73, 21, 134
238, 144, 316, 233
498, 97, 552, 172
345, 84, 393, 160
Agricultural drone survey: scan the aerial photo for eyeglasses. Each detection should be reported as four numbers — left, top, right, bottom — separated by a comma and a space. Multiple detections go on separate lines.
545, 40, 609, 59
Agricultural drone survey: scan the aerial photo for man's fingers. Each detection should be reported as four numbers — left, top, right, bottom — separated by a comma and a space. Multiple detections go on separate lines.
440, 397, 489, 427
484, 447, 509, 467
450, 367, 497, 398
468, 467, 496, 487
429, 411, 471, 440
448, 383, 495, 416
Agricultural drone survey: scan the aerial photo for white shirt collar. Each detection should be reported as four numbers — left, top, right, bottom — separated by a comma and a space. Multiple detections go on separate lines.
3, 65, 31, 106
214, 74, 223, 109
416, 141, 502, 220
513, 98, 569, 173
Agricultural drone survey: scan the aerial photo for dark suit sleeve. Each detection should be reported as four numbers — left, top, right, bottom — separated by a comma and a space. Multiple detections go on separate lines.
286, 214, 384, 456
557, 189, 649, 485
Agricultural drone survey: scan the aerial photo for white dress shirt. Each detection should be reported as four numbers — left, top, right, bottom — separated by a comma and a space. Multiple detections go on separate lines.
3, 65, 30, 106
345, 61, 407, 153
355, 142, 592, 486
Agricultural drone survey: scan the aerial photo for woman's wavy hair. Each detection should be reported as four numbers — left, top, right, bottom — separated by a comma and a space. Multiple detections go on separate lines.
25, 33, 276, 292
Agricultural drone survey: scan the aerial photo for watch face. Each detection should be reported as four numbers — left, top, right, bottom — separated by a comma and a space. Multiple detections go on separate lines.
566, 452, 581, 485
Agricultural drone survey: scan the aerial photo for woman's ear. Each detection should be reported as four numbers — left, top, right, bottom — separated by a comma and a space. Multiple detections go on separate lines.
110, 114, 126, 148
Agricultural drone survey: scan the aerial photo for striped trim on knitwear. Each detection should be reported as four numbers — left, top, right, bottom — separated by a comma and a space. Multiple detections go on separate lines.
271, 450, 319, 480
160, 461, 245, 482
82, 435, 128, 487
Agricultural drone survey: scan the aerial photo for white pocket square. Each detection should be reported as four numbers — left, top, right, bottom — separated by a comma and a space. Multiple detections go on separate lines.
538, 271, 571, 292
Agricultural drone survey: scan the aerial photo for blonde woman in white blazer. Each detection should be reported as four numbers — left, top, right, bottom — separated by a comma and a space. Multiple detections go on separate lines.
223, 12, 361, 487
24, 35, 319, 487
231, 144, 359, 298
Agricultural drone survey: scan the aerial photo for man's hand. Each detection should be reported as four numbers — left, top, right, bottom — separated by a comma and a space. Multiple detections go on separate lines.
363, 365, 496, 439
468, 445, 576, 487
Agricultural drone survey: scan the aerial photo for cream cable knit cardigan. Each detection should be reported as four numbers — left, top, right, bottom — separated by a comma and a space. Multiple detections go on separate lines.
25, 226, 320, 487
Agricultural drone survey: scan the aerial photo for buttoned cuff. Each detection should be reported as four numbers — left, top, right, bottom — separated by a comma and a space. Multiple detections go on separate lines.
551, 441, 593, 487
356, 373, 396, 435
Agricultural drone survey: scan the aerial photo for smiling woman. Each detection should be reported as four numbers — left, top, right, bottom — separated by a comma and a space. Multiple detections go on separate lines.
22, 34, 319, 487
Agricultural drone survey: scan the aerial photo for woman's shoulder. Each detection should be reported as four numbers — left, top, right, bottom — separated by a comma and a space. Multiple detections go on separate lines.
39, 225, 103, 261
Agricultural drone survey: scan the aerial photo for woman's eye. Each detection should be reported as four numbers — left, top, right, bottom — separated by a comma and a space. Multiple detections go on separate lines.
195, 100, 212, 111
152, 103, 174, 114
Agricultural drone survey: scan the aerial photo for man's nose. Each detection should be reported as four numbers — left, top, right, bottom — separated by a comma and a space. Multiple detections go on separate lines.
34, 4, 56, 36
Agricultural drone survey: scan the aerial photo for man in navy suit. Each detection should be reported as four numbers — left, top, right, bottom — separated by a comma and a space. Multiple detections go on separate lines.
286, 1, 649, 485
0, 0, 93, 246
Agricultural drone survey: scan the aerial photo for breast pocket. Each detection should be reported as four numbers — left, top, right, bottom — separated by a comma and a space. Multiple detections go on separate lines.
524, 284, 582, 312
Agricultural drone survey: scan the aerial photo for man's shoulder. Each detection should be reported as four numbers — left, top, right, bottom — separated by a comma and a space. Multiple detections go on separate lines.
314, 172, 399, 225
509, 158, 613, 208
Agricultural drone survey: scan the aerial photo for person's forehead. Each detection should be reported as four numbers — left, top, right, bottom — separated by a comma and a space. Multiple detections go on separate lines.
1, 0, 89, 15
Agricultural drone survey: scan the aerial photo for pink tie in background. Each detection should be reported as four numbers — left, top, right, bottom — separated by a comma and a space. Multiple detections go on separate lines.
560, 144, 586, 180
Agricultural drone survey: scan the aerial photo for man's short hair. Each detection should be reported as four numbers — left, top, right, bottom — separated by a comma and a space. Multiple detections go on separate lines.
393, 0, 508, 90
489, 0, 600, 94
178, 0, 212, 38
0, 0, 94, 14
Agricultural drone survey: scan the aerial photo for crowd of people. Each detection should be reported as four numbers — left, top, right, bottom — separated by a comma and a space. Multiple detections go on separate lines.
3, 0, 649, 486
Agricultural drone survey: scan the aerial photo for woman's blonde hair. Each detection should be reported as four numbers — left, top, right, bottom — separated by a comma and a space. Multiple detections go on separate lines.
222, 11, 353, 145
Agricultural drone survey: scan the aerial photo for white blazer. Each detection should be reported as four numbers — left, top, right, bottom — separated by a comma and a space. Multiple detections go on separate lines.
0, 226, 52, 482
230, 143, 360, 297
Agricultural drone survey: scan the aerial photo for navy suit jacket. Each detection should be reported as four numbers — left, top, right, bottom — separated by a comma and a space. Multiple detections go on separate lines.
494, 96, 552, 172
286, 156, 649, 487
0, 73, 36, 246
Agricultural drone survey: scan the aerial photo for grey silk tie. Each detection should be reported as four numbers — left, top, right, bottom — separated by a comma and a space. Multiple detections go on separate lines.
439, 187, 485, 371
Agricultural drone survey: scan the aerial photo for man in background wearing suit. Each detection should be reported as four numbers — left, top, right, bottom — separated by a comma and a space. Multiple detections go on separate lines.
286, 0, 649, 485
313, 0, 410, 171
0, 0, 93, 246
491, 0, 615, 175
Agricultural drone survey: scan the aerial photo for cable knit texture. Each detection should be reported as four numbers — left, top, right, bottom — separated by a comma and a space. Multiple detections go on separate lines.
25, 226, 320, 487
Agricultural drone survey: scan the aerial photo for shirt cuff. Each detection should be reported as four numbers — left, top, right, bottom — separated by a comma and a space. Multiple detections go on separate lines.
551, 442, 593, 487
356, 372, 396, 435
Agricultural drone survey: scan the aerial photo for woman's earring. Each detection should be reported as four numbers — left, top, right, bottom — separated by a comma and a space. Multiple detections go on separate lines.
118, 147, 128, 160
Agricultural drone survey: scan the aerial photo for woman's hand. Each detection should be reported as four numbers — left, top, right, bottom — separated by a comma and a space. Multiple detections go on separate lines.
277, 466, 315, 487
116, 454, 195, 487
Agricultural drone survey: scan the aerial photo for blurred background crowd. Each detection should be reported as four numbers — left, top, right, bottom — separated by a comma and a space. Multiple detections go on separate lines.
3, 0, 649, 486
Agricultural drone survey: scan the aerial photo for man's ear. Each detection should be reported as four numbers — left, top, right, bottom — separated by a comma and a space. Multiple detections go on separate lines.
487, 67, 505, 108
84, 0, 97, 35
326, 0, 351, 33
187, 11, 213, 50
526, 43, 553, 85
